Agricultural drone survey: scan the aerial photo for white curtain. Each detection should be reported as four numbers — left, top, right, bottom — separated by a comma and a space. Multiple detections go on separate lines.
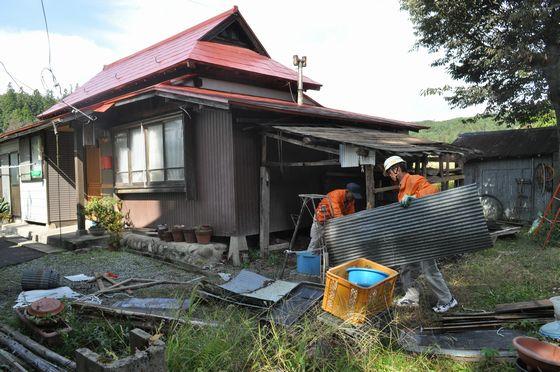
146, 124, 164, 182
164, 119, 184, 181
130, 127, 146, 183
114, 132, 129, 184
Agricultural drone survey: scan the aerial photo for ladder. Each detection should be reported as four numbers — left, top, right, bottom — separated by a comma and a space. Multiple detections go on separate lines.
532, 182, 560, 247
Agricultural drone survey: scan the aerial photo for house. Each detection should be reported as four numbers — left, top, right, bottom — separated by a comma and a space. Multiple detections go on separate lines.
0, 7, 467, 254
453, 127, 557, 223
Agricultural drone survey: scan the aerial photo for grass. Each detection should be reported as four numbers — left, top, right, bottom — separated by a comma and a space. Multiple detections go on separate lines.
3, 233, 560, 370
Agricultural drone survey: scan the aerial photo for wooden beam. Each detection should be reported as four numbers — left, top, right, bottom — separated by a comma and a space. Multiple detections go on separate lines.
265, 132, 339, 155
259, 166, 270, 259
266, 159, 339, 167
374, 185, 400, 194
365, 164, 375, 209
74, 123, 86, 234
183, 111, 197, 200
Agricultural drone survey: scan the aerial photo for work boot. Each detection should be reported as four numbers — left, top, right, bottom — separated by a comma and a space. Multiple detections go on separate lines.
432, 297, 458, 313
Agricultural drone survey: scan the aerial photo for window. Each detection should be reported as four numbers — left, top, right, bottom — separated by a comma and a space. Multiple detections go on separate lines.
114, 116, 184, 188
9, 152, 19, 186
20, 135, 42, 182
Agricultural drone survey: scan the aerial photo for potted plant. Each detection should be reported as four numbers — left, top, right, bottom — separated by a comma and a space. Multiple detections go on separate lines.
84, 197, 126, 250
195, 225, 213, 244
0, 197, 11, 224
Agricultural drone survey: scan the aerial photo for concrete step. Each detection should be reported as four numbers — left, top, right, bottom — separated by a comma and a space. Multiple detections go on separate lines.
47, 232, 110, 250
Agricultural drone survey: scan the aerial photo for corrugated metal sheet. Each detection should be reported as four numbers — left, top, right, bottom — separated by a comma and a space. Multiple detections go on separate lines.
324, 184, 493, 267
233, 126, 260, 235
272, 126, 466, 155
122, 109, 237, 235
45, 131, 77, 223
453, 127, 558, 160
40, 7, 319, 119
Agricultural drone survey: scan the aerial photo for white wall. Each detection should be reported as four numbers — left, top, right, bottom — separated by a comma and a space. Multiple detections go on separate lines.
20, 180, 48, 224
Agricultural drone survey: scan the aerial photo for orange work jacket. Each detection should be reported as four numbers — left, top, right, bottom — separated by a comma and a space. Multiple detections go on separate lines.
398, 173, 439, 201
315, 189, 355, 223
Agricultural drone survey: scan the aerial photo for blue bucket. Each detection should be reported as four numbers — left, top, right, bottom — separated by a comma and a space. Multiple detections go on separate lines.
346, 267, 388, 288
296, 252, 321, 276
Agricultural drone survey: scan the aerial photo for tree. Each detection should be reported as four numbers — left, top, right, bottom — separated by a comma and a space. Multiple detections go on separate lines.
401, 0, 560, 126
0, 85, 57, 131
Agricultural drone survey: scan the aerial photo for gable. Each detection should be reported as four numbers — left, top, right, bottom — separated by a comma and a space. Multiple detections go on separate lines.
200, 13, 269, 57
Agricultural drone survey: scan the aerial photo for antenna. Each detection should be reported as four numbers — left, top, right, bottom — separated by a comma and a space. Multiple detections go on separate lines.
293, 55, 307, 105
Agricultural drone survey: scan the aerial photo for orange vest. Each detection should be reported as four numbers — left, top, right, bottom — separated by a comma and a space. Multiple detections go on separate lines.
398, 173, 439, 201
315, 189, 355, 223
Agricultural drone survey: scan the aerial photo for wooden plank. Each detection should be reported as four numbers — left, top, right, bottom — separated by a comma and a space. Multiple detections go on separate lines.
265, 132, 339, 155
183, 111, 197, 200
259, 166, 270, 259
269, 242, 289, 251
266, 159, 339, 167
365, 164, 375, 209
495, 299, 553, 313
374, 185, 400, 194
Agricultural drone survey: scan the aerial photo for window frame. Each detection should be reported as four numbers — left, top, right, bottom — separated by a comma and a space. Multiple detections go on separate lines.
20, 135, 43, 183
112, 113, 185, 193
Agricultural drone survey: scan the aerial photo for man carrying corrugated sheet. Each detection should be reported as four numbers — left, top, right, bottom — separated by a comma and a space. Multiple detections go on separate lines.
307, 183, 362, 252
384, 156, 458, 313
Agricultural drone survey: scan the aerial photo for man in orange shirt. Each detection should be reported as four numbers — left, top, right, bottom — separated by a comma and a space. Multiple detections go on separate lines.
307, 183, 361, 252
384, 155, 458, 313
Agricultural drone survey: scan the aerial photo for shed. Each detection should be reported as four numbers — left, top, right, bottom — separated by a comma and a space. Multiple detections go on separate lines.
452, 127, 557, 223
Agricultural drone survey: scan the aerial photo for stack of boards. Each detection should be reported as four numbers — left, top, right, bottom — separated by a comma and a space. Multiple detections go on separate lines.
425, 299, 554, 332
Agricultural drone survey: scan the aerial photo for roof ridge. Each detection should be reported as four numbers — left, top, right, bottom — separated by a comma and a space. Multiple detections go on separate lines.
102, 6, 238, 71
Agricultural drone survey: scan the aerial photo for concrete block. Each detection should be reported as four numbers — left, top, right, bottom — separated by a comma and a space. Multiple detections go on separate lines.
76, 328, 166, 372
122, 233, 227, 267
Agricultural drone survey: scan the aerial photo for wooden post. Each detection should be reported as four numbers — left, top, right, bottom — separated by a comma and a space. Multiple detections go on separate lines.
438, 154, 445, 190
74, 123, 86, 235
422, 155, 428, 177
259, 135, 270, 258
365, 164, 375, 209
444, 156, 450, 189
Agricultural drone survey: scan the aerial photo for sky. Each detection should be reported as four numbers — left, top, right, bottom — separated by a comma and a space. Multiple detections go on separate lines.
0, 0, 484, 122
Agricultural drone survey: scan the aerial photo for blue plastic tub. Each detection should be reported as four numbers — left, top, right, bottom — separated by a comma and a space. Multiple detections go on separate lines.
346, 267, 389, 288
296, 252, 321, 276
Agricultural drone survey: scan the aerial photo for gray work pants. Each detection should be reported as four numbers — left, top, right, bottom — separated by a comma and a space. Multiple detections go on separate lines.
307, 220, 324, 252
399, 259, 453, 306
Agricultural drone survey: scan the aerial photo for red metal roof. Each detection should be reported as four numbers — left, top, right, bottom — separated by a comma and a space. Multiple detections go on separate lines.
39, 7, 319, 119
82, 83, 425, 131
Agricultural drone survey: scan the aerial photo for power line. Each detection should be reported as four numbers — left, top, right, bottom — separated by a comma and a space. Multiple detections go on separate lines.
0, 61, 35, 93
40, 0, 52, 68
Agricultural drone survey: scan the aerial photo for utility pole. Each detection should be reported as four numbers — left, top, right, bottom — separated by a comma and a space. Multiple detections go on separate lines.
293, 55, 307, 105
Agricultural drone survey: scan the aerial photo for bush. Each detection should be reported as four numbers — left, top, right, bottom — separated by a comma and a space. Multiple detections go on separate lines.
84, 197, 126, 247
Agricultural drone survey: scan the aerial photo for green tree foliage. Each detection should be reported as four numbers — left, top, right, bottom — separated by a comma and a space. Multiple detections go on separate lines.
0, 84, 57, 132
401, 1, 560, 126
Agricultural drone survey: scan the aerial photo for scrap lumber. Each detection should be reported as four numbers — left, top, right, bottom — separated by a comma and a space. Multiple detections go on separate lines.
94, 272, 105, 291
0, 332, 61, 372
102, 274, 133, 295
124, 248, 219, 278
495, 299, 553, 313
71, 302, 218, 328
0, 348, 28, 372
0, 324, 76, 370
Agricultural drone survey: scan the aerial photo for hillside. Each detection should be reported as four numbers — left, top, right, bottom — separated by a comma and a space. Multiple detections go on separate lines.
413, 117, 504, 143
415, 114, 557, 143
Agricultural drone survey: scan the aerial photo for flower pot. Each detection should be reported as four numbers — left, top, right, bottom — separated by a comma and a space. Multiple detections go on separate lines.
195, 225, 213, 244
88, 226, 106, 237
162, 231, 173, 242
172, 225, 185, 242
183, 228, 197, 243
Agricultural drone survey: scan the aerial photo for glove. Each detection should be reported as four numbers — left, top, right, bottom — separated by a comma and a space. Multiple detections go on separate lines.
400, 194, 416, 208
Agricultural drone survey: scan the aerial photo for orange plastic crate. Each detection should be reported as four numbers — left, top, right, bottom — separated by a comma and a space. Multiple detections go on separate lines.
321, 258, 399, 325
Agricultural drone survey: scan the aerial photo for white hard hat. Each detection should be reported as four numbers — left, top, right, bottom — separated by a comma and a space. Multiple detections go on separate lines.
383, 156, 406, 176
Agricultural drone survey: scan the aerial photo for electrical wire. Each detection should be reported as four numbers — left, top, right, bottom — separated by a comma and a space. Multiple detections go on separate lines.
40, 0, 52, 68
0, 61, 35, 93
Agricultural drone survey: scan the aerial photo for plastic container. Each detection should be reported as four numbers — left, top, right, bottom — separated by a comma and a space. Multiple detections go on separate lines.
347, 268, 388, 287
296, 252, 321, 276
322, 258, 398, 325
550, 296, 560, 320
